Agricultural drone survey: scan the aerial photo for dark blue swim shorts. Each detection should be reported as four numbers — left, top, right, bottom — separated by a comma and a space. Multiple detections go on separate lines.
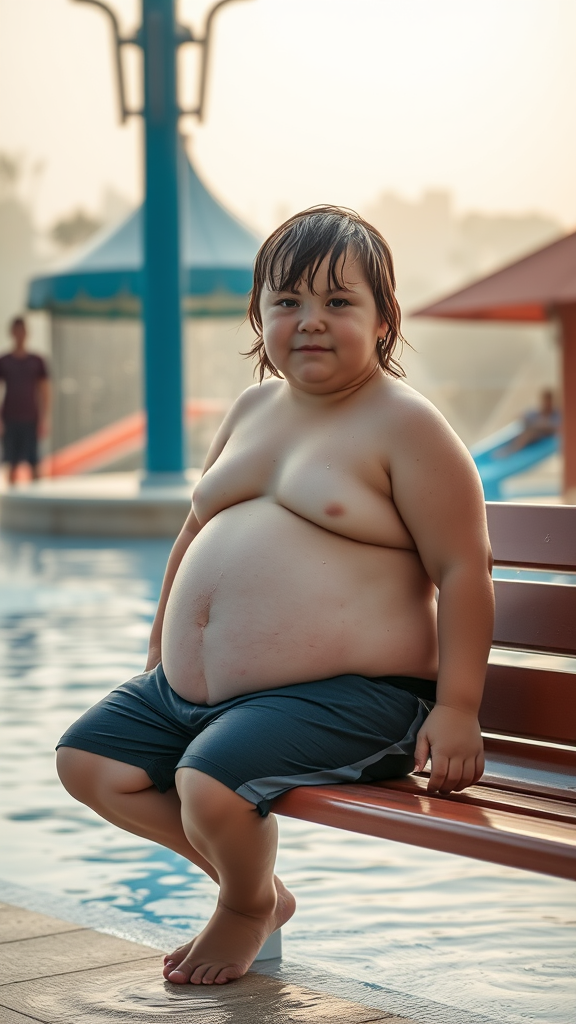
57, 664, 433, 816
2, 421, 38, 467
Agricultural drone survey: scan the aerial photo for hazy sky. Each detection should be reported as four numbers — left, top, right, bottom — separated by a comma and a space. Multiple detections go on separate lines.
1, 0, 576, 234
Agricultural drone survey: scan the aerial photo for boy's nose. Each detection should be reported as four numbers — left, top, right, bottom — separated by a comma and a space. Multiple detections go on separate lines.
298, 310, 325, 333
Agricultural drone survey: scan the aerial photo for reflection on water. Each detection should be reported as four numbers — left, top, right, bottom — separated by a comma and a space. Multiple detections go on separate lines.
0, 532, 574, 1024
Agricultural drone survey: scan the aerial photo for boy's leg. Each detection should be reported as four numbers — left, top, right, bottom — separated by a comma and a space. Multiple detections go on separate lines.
164, 768, 295, 986
56, 746, 294, 978
56, 747, 219, 880
55, 665, 225, 881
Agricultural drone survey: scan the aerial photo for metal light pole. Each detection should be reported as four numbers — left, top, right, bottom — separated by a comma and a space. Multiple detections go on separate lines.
141, 0, 182, 480
72, 0, 251, 484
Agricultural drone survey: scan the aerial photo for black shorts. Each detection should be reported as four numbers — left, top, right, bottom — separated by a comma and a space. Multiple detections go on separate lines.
57, 664, 433, 816
2, 421, 38, 467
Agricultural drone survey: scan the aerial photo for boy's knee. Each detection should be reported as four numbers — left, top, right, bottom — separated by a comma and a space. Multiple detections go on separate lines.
176, 768, 253, 829
56, 746, 151, 806
56, 746, 97, 801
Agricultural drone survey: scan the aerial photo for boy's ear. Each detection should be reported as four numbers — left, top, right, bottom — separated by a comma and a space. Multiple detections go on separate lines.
377, 320, 389, 342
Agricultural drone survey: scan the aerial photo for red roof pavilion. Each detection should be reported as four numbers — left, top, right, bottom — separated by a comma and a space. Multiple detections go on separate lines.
413, 231, 576, 501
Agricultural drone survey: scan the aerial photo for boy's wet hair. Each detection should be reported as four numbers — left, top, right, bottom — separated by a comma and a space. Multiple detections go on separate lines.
246, 205, 406, 382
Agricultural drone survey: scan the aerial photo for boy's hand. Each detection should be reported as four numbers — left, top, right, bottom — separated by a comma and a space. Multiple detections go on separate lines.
413, 705, 484, 794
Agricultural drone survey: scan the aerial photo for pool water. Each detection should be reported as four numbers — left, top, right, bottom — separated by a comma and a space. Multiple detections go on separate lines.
0, 532, 574, 1024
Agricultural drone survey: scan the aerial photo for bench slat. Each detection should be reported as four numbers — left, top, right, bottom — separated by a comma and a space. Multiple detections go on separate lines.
483, 733, 576, 772
274, 783, 576, 881
480, 663, 576, 745
478, 771, 576, 803
492, 579, 576, 655
384, 775, 576, 823
487, 502, 576, 570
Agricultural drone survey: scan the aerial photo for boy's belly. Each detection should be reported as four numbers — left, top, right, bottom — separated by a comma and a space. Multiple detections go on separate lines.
161, 498, 439, 705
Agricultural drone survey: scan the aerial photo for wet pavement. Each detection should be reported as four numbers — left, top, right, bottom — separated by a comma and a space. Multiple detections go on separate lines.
0, 902, 409, 1024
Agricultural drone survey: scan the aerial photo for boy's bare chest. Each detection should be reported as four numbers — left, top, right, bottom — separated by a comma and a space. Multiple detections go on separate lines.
194, 407, 415, 550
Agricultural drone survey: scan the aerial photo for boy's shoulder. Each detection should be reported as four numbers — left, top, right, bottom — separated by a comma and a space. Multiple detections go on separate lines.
373, 375, 472, 466
241, 377, 284, 402
202, 378, 284, 470
376, 375, 452, 431
230, 377, 283, 415
217, 378, 283, 434
377, 377, 478, 494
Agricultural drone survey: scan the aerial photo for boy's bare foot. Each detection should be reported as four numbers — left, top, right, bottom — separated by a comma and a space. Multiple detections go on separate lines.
162, 876, 292, 970
163, 876, 295, 985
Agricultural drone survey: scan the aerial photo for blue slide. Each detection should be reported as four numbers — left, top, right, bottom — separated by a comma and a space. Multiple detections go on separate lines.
471, 421, 559, 501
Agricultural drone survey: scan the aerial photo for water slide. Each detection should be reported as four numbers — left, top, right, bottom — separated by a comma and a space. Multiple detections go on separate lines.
470, 421, 559, 500
31, 399, 228, 480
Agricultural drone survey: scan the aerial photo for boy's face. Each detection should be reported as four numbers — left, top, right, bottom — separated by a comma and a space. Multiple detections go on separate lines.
10, 321, 27, 349
260, 253, 388, 395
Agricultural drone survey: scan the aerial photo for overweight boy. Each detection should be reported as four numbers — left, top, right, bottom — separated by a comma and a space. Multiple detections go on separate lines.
57, 206, 494, 985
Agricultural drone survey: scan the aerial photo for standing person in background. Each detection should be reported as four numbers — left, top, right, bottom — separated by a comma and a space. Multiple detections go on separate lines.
0, 316, 50, 485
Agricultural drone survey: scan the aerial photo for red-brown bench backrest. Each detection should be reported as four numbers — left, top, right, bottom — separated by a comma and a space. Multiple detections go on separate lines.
480, 503, 576, 748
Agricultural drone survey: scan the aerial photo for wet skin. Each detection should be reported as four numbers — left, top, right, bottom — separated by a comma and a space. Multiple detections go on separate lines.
163, 876, 296, 985
162, 262, 441, 705
58, 254, 493, 984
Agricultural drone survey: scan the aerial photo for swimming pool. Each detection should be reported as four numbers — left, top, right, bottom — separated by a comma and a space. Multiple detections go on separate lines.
0, 531, 574, 1024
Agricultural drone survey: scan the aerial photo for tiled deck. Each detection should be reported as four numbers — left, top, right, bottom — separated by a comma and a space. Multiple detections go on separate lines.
0, 903, 414, 1024
0, 472, 199, 537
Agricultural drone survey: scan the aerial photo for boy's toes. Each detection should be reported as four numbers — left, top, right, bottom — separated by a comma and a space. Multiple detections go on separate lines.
201, 965, 222, 985
165, 953, 195, 983
190, 961, 242, 985
190, 963, 212, 985
201, 962, 236, 985
166, 964, 192, 984
162, 939, 196, 978
214, 965, 242, 985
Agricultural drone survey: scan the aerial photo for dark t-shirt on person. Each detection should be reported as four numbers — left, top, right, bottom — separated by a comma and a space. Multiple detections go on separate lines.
0, 353, 48, 423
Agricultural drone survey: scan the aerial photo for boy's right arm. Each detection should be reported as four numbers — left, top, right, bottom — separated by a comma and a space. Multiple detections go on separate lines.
145, 507, 202, 670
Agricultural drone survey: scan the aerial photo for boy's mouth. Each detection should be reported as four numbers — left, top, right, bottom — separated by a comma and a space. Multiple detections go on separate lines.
295, 345, 330, 351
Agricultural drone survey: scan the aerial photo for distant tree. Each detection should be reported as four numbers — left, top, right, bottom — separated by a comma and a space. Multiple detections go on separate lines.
0, 153, 22, 195
50, 210, 103, 248
0, 151, 36, 334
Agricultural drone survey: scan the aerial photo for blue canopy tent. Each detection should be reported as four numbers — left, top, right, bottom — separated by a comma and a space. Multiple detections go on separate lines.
28, 153, 260, 319
27, 153, 261, 465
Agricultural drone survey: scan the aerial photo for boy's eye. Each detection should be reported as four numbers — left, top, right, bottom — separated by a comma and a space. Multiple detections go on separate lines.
328, 298, 349, 308
278, 298, 299, 308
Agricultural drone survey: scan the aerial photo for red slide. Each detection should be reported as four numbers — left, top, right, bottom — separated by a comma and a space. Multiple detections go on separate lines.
15, 399, 228, 481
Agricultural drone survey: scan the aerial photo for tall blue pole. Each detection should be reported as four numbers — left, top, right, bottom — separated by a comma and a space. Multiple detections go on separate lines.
142, 0, 185, 479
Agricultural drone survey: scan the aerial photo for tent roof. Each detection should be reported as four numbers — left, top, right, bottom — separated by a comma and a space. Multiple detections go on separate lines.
412, 230, 576, 323
28, 153, 261, 318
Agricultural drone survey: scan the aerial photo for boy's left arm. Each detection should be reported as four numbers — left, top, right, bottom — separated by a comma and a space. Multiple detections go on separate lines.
38, 377, 51, 438
388, 396, 495, 794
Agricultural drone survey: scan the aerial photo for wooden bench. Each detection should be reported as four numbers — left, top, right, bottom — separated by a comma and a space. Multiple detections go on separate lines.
273, 502, 576, 882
